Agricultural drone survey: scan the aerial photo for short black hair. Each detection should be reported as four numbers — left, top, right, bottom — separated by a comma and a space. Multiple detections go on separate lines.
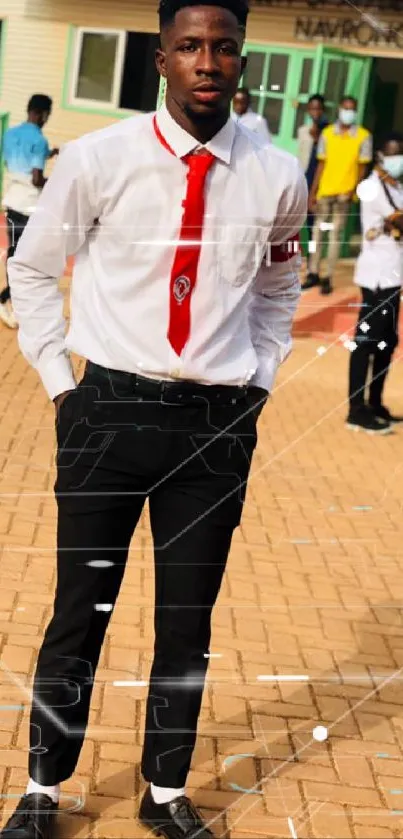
380, 130, 403, 151
236, 87, 250, 98
27, 94, 52, 114
308, 94, 325, 107
159, 0, 249, 29
340, 95, 357, 107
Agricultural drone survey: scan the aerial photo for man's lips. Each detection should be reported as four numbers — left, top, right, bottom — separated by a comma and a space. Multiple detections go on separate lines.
193, 87, 223, 103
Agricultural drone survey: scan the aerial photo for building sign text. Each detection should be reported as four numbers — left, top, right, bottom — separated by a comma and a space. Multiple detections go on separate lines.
295, 16, 403, 48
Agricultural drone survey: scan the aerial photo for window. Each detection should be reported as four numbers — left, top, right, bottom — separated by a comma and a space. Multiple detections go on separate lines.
70, 27, 160, 112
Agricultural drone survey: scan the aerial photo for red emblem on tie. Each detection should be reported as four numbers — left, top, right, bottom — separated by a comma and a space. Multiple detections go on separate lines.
173, 276, 191, 304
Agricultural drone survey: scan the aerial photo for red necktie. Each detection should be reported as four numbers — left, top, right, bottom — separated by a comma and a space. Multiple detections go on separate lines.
153, 116, 215, 356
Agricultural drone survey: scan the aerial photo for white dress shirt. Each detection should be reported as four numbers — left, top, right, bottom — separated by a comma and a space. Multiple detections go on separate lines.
355, 171, 403, 290
9, 104, 306, 401
232, 109, 272, 143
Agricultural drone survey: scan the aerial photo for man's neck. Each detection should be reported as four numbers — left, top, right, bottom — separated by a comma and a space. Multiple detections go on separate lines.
165, 94, 229, 144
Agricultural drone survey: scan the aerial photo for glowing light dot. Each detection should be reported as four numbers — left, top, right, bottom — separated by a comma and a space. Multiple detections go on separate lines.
378, 341, 387, 350
313, 725, 328, 742
87, 560, 114, 568
62, 223, 70, 231
317, 346, 327, 356
344, 339, 357, 352
359, 321, 370, 333
95, 603, 113, 612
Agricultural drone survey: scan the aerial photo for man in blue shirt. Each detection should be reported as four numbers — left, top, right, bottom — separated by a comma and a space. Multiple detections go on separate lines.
1, 94, 58, 327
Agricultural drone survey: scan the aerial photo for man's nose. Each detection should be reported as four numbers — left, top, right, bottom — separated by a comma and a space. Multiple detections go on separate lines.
195, 44, 220, 75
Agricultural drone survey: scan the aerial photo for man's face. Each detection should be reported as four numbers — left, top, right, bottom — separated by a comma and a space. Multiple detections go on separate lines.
384, 140, 403, 158
307, 100, 324, 123
39, 111, 49, 128
156, 5, 245, 119
340, 99, 356, 112
233, 91, 249, 116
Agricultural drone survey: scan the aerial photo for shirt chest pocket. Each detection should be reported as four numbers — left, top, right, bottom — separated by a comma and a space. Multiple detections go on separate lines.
217, 224, 269, 288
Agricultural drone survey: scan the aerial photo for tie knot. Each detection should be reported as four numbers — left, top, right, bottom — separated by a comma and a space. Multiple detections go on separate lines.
186, 150, 215, 178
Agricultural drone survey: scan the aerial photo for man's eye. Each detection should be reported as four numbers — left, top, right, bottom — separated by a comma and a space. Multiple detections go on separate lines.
179, 43, 196, 52
218, 44, 238, 55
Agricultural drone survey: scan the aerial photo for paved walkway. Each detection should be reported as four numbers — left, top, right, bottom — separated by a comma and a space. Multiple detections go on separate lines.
0, 277, 403, 838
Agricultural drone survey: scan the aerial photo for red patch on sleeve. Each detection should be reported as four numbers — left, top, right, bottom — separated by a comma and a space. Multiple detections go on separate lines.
270, 233, 300, 263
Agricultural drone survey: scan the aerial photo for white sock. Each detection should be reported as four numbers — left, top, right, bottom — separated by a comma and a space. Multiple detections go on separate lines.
150, 783, 185, 805
26, 778, 60, 804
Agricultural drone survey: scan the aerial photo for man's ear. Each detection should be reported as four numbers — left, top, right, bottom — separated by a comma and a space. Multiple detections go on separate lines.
156, 48, 167, 79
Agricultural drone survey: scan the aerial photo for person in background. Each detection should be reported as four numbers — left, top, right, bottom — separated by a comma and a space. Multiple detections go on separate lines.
0, 94, 58, 328
305, 95, 372, 295
347, 131, 403, 434
1, 0, 306, 837
298, 94, 327, 272
232, 87, 271, 142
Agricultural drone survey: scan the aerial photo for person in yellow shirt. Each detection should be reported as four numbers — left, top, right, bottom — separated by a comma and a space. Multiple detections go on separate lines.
303, 96, 372, 295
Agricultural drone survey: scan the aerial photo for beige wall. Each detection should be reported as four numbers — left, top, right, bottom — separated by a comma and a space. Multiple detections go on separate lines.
24, 0, 403, 57
0, 0, 401, 149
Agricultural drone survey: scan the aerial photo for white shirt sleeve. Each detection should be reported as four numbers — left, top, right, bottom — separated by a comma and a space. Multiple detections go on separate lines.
257, 116, 272, 144
249, 160, 308, 392
8, 141, 97, 401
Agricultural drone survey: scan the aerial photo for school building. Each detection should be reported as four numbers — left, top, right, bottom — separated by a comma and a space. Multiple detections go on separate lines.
0, 0, 402, 156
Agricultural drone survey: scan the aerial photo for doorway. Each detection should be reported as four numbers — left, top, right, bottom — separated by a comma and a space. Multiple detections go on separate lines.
238, 44, 371, 156
365, 58, 403, 152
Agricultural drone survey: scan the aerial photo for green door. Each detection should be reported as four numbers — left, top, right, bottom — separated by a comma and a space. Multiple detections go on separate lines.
241, 45, 319, 154
241, 44, 372, 155
317, 46, 372, 122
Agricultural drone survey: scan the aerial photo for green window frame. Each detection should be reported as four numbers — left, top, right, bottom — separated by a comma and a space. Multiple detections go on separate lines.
241, 44, 320, 154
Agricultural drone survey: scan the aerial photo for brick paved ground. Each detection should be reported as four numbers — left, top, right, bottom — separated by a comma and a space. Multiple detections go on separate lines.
1, 272, 403, 838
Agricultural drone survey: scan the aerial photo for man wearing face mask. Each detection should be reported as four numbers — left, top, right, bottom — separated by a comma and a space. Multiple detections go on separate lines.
346, 131, 403, 434
298, 94, 327, 278
306, 95, 372, 295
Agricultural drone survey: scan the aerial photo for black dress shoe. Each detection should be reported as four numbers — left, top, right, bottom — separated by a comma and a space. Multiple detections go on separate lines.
139, 786, 214, 838
0, 793, 58, 838
301, 272, 320, 290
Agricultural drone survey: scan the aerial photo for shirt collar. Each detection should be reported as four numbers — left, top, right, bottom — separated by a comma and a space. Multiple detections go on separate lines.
155, 103, 235, 165
334, 121, 358, 136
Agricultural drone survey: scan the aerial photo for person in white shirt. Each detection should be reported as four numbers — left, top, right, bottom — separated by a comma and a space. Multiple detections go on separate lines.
232, 86, 272, 142
2, 1, 306, 837
347, 131, 403, 434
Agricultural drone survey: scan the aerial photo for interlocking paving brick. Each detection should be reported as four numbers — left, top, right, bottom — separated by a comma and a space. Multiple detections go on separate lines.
1, 274, 403, 837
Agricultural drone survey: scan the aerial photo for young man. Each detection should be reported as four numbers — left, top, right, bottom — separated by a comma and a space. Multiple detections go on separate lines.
0, 94, 58, 328
306, 95, 372, 295
232, 86, 271, 142
2, 1, 306, 837
298, 94, 327, 274
347, 131, 403, 434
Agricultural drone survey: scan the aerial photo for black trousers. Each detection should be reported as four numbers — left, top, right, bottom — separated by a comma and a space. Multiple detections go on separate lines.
1, 209, 29, 304
29, 363, 257, 788
349, 285, 401, 409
